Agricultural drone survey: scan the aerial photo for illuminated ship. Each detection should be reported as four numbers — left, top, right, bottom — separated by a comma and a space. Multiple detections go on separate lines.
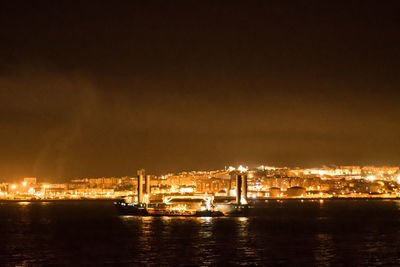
114, 195, 224, 217
114, 169, 249, 217
114, 170, 224, 217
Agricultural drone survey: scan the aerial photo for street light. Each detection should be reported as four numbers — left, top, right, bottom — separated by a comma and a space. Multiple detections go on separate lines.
366, 175, 376, 181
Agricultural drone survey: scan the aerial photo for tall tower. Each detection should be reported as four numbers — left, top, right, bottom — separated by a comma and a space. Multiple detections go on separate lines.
145, 175, 151, 195
241, 174, 248, 204
137, 169, 145, 204
236, 174, 242, 204
228, 172, 236, 197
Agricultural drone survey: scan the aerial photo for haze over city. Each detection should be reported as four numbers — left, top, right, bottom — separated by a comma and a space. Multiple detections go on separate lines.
3, 1, 400, 266
1, 1, 400, 182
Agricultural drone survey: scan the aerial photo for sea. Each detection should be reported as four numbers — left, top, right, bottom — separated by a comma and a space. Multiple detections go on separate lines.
1, 199, 400, 266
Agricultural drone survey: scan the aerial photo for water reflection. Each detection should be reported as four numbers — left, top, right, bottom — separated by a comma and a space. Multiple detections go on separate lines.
17, 201, 31, 206
116, 200, 400, 266
1, 200, 400, 265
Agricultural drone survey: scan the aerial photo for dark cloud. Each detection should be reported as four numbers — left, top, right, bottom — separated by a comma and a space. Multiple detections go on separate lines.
0, 1, 400, 180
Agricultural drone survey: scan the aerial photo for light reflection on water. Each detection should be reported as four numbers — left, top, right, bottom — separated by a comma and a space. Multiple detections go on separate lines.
1, 200, 400, 265
17, 201, 31, 206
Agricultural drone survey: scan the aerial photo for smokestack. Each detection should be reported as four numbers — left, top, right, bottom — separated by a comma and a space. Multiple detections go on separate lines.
145, 175, 151, 195
236, 174, 242, 204
228, 173, 235, 197
137, 175, 143, 204
228, 177, 231, 196
241, 174, 248, 204
137, 169, 145, 204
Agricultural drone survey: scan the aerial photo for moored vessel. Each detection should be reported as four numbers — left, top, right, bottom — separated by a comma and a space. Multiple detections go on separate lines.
114, 196, 224, 217
114, 169, 250, 217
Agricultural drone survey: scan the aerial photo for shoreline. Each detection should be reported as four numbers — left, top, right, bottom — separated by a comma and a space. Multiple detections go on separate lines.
0, 198, 115, 203
1, 197, 399, 203
254, 197, 400, 201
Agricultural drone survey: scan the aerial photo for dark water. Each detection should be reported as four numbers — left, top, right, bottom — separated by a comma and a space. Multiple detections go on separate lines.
1, 200, 400, 266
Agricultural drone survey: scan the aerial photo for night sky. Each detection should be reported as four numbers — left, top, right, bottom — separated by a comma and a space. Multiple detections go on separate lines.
1, 1, 399, 181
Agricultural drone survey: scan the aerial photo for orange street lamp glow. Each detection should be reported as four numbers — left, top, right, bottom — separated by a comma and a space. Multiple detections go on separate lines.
366, 176, 376, 181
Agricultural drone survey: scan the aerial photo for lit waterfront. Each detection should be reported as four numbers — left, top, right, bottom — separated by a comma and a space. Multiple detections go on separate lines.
2, 166, 400, 201
2, 1, 400, 265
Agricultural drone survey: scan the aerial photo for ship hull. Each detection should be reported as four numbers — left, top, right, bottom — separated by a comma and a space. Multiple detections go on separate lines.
115, 203, 149, 216
114, 202, 224, 217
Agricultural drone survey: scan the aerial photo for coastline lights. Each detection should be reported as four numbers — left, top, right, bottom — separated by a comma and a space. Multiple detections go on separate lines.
227, 166, 236, 172
366, 175, 376, 181
257, 165, 265, 171
237, 165, 248, 173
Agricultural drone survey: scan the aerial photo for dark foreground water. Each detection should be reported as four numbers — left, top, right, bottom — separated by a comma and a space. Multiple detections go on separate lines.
1, 200, 400, 266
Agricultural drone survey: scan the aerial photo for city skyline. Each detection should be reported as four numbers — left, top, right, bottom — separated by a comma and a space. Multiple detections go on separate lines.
2, 164, 399, 182
0, 163, 399, 181
2, 2, 400, 265
2, 164, 400, 202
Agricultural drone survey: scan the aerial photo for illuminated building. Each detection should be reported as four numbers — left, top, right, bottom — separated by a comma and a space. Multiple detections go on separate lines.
286, 186, 306, 197
268, 187, 281, 198
196, 177, 230, 193
23, 177, 37, 186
